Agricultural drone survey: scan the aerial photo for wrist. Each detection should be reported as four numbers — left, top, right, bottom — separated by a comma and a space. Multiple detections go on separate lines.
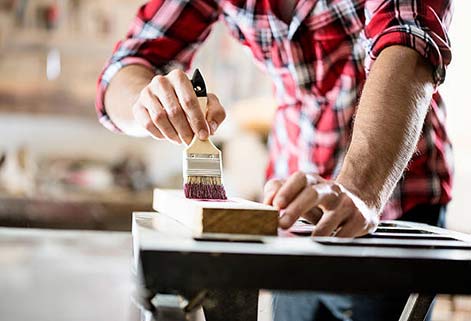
336, 171, 383, 213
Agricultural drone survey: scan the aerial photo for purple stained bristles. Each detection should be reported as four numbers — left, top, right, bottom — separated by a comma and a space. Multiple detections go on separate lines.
184, 182, 227, 200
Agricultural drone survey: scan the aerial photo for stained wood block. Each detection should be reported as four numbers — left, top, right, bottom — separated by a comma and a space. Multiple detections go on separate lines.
153, 189, 279, 235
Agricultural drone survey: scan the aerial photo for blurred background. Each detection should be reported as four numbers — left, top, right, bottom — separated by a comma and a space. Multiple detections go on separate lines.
0, 0, 469, 320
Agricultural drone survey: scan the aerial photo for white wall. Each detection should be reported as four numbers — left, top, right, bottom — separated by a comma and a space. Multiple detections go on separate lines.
440, 2, 471, 233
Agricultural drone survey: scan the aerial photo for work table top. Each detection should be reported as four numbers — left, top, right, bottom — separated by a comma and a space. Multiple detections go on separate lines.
136, 212, 471, 261
134, 212, 471, 295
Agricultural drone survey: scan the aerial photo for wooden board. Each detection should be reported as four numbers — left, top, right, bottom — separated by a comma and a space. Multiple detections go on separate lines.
152, 189, 279, 235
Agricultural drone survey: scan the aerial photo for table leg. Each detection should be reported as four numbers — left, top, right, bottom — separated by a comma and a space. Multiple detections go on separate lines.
399, 293, 435, 321
202, 290, 259, 321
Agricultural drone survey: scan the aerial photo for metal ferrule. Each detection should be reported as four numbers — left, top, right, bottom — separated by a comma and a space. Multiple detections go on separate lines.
183, 153, 222, 177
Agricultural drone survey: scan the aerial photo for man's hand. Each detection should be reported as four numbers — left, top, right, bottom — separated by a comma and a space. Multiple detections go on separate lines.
263, 171, 379, 237
132, 69, 226, 145
105, 65, 226, 143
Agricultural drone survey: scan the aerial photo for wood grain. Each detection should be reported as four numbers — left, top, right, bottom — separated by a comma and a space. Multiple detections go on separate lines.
153, 189, 279, 235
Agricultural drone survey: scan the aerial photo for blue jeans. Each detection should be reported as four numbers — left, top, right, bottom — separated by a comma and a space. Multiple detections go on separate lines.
272, 204, 446, 321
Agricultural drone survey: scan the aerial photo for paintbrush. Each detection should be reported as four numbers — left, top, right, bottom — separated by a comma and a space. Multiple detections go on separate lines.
183, 69, 227, 200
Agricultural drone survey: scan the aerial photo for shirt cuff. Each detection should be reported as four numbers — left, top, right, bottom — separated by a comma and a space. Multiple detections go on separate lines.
95, 57, 157, 133
365, 24, 451, 86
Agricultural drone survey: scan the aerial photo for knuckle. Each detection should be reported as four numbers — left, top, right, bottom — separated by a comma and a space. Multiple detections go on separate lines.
152, 74, 165, 85
140, 86, 151, 99
293, 170, 303, 178
182, 95, 198, 109
161, 91, 176, 104
166, 107, 180, 119
168, 70, 189, 86
264, 179, 281, 192
293, 171, 307, 184
170, 69, 185, 77
155, 76, 170, 91
153, 110, 166, 122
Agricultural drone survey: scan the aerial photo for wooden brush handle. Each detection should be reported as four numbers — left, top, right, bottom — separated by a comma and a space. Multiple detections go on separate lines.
198, 97, 208, 116
185, 96, 220, 154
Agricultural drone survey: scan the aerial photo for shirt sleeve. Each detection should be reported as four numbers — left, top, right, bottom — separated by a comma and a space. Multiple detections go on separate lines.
96, 0, 220, 132
364, 0, 453, 86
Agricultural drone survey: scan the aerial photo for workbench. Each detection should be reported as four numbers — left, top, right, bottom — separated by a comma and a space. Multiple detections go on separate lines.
0, 194, 151, 230
132, 212, 471, 321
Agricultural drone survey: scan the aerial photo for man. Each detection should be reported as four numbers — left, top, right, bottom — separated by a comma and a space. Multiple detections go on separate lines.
96, 0, 453, 320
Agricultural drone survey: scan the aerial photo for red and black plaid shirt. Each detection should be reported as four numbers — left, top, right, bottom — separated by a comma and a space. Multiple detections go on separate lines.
96, 0, 453, 220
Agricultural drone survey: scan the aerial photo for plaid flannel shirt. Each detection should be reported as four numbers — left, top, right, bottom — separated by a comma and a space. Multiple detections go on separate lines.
96, 0, 453, 220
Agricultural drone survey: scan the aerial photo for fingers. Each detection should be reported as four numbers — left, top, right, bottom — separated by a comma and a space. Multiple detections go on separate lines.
263, 178, 284, 205
206, 93, 226, 135
312, 202, 348, 237
151, 75, 193, 144
132, 103, 164, 140
334, 212, 366, 237
264, 173, 335, 230
306, 173, 326, 185
302, 207, 323, 225
280, 185, 318, 228
272, 171, 307, 209
135, 69, 226, 144
312, 193, 354, 237
263, 173, 378, 236
310, 184, 341, 218
167, 69, 209, 140
139, 87, 181, 144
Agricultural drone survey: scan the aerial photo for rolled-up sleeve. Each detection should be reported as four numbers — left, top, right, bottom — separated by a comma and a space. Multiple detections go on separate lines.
364, 0, 453, 86
96, 0, 220, 132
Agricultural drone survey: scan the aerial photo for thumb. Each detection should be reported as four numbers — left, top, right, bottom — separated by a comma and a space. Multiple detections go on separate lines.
206, 93, 226, 135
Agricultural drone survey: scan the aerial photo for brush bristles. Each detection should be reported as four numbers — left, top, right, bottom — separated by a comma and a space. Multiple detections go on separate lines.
184, 176, 227, 200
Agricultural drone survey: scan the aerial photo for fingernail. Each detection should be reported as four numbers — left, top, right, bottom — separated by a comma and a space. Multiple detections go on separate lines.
209, 121, 218, 134
198, 129, 208, 140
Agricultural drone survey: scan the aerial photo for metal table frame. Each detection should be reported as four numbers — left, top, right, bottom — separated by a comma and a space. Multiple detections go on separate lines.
132, 212, 471, 321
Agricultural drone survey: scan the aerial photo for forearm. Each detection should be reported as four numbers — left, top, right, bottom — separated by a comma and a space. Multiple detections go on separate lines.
337, 46, 435, 211
104, 64, 155, 136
